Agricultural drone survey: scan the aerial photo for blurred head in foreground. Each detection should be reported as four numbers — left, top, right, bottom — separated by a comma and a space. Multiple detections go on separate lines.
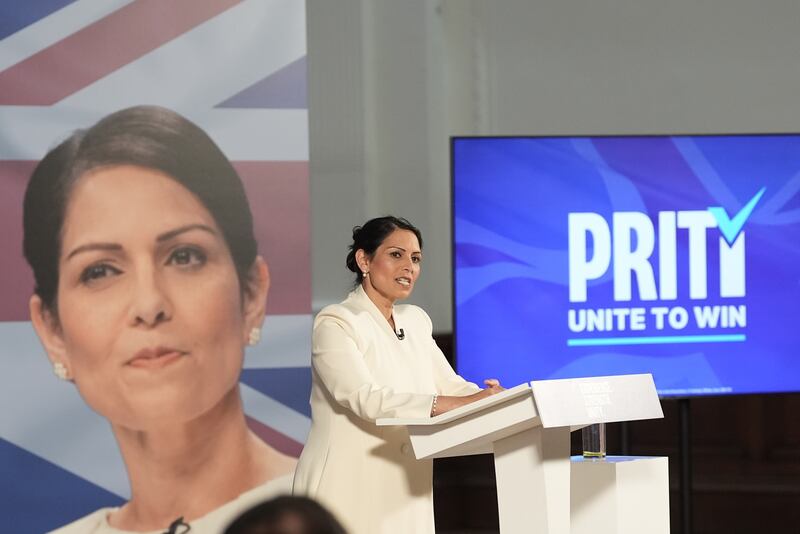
225, 496, 347, 534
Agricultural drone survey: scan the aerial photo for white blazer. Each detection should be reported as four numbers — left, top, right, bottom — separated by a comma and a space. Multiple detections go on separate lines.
293, 286, 480, 534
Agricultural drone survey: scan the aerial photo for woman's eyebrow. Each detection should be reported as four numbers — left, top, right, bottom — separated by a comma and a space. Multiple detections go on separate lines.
65, 243, 122, 261
387, 246, 422, 255
156, 223, 217, 242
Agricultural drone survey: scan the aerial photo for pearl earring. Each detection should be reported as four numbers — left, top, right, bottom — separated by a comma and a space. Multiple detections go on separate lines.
53, 362, 69, 381
248, 327, 262, 346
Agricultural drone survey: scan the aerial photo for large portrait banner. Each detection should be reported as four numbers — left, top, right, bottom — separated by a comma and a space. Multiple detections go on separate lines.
0, 1, 311, 530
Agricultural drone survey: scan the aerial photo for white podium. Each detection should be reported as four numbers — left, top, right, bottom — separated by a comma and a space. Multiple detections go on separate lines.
377, 374, 664, 534
571, 456, 669, 534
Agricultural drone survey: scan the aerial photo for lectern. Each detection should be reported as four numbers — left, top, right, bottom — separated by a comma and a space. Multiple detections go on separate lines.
377, 374, 663, 534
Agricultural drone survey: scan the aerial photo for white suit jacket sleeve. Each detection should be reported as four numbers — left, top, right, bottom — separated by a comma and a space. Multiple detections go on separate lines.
414, 307, 483, 397
312, 312, 435, 422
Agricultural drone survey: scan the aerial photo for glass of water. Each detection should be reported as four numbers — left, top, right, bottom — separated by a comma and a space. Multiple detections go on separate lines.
582, 423, 606, 459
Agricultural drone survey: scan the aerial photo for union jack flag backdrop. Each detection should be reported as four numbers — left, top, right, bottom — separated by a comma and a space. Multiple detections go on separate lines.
0, 1, 311, 531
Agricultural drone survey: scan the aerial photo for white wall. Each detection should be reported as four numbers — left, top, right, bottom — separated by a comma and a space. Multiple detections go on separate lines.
307, 0, 800, 330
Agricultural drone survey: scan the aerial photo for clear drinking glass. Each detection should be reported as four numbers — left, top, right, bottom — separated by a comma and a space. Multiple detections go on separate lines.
582, 423, 606, 459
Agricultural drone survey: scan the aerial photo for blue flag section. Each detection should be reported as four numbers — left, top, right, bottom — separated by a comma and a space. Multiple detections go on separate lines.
453, 135, 800, 397
0, 438, 125, 533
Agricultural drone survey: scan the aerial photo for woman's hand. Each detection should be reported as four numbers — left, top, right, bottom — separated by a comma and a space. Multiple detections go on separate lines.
483, 378, 505, 395
432, 379, 505, 416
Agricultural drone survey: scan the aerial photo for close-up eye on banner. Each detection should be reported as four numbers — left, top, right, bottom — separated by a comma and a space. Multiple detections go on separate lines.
0, 1, 310, 531
453, 135, 800, 397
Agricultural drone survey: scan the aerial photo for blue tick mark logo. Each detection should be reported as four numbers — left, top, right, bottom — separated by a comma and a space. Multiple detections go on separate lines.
708, 187, 766, 245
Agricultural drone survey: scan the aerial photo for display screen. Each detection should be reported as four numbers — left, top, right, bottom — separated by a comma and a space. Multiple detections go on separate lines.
452, 135, 800, 396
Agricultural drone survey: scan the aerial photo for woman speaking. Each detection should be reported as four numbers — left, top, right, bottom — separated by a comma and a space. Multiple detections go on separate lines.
24, 106, 295, 533
293, 216, 504, 534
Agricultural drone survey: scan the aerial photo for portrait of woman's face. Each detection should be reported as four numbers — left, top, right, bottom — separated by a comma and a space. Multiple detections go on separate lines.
360, 228, 422, 302
40, 164, 263, 430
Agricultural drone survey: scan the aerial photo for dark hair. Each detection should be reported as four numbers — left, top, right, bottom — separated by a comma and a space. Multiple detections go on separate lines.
22, 105, 257, 313
224, 496, 347, 534
345, 215, 423, 285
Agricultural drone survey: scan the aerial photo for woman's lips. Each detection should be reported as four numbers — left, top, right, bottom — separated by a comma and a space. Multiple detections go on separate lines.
128, 347, 186, 369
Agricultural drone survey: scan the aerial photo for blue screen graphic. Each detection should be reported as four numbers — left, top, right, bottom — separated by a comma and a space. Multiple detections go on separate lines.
452, 136, 800, 396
